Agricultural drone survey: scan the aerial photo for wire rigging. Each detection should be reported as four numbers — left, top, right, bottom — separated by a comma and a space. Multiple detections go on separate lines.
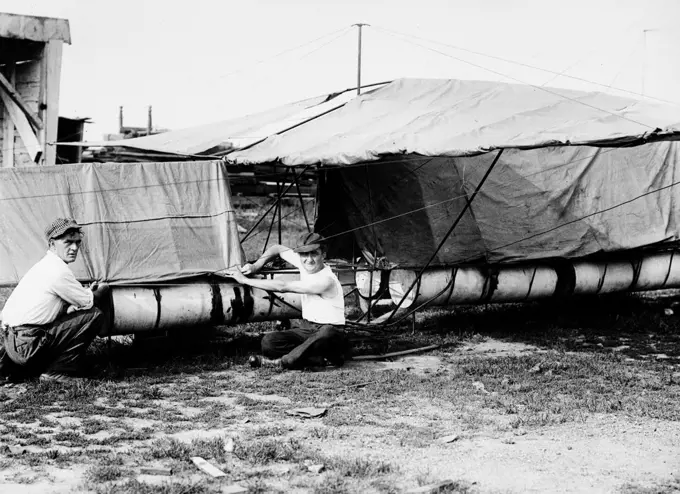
373, 28, 658, 131
373, 25, 680, 106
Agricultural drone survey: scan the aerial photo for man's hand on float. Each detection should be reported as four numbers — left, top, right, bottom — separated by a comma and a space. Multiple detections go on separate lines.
239, 262, 259, 276
225, 268, 248, 284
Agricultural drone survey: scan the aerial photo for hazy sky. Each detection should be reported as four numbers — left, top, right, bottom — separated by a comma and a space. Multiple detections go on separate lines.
7, 0, 680, 140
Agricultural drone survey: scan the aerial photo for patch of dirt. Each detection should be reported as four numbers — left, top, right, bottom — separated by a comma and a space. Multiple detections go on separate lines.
2, 338, 680, 493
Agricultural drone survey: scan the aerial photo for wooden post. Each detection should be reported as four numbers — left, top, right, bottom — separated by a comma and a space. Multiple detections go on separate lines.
2, 61, 15, 167
40, 40, 63, 166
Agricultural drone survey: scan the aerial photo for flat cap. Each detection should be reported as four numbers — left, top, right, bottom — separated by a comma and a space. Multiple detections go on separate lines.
45, 217, 82, 240
293, 232, 325, 253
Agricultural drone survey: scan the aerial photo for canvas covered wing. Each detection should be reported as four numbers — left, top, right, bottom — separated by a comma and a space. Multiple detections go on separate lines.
0, 160, 242, 285
229, 78, 680, 166
317, 142, 680, 266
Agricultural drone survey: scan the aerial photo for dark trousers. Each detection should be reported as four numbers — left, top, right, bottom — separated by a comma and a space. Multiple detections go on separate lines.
261, 320, 348, 369
4, 308, 104, 376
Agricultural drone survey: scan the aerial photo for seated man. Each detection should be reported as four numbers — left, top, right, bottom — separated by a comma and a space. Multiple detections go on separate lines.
0, 218, 110, 383
226, 232, 348, 370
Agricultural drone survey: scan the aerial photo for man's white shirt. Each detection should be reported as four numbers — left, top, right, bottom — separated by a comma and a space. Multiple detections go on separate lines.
1, 251, 93, 327
279, 250, 345, 325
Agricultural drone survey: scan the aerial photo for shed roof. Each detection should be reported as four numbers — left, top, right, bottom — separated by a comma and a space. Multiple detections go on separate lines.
0, 12, 71, 44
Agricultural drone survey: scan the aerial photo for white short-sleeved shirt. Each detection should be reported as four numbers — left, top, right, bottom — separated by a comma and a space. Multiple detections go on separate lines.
1, 251, 94, 327
280, 249, 345, 325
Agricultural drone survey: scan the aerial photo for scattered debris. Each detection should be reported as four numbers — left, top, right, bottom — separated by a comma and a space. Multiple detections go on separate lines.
405, 479, 457, 493
8, 445, 27, 455
437, 434, 460, 444
241, 418, 251, 424
286, 407, 327, 418
472, 381, 489, 394
307, 463, 325, 474
190, 456, 227, 478
140, 467, 173, 476
222, 484, 248, 494
502, 438, 516, 445
224, 437, 235, 453
353, 344, 441, 361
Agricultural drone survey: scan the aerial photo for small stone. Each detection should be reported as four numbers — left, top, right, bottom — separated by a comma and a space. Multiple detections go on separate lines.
529, 364, 542, 373
224, 438, 235, 453
502, 438, 516, 445
307, 464, 325, 474
664, 308, 674, 316
472, 381, 489, 393
8, 445, 26, 455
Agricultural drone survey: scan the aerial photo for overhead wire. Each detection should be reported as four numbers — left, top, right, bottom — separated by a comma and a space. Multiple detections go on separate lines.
372, 25, 680, 106
213, 26, 352, 81
372, 28, 658, 130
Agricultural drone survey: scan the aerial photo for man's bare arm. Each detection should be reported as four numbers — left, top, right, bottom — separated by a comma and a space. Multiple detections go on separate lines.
226, 268, 332, 295
241, 244, 291, 275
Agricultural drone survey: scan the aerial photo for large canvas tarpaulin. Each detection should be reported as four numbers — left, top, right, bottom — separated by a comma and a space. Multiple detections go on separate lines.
229, 78, 680, 166
317, 141, 680, 266
0, 160, 242, 285
61, 88, 365, 158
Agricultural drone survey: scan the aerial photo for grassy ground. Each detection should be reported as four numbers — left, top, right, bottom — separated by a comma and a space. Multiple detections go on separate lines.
2, 200, 680, 492
1, 293, 680, 492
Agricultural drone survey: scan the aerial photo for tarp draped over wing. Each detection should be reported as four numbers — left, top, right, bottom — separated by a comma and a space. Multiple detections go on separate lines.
66, 90, 362, 158
316, 142, 680, 267
229, 78, 680, 166
0, 160, 243, 285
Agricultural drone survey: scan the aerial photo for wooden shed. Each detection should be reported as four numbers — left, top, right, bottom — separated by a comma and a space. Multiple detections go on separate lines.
0, 12, 70, 167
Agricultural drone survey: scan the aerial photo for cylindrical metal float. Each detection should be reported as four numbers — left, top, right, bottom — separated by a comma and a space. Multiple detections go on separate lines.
388, 250, 680, 309
110, 281, 301, 334
355, 269, 391, 313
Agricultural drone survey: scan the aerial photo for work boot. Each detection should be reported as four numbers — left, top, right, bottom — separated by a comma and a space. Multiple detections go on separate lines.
248, 355, 282, 369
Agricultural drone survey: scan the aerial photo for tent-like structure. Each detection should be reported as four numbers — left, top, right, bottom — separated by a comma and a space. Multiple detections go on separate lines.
0, 160, 242, 286
225, 78, 680, 269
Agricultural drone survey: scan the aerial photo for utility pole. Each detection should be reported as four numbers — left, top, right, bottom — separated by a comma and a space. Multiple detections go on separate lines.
353, 23, 369, 95
642, 28, 658, 96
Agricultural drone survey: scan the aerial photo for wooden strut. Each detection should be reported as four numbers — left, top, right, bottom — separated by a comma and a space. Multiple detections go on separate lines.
364, 164, 380, 324
242, 166, 307, 242
292, 167, 312, 232
384, 149, 505, 325
0, 71, 43, 131
263, 171, 286, 254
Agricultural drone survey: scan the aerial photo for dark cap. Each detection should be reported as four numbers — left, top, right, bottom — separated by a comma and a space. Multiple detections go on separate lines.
293, 232, 325, 253
45, 217, 82, 241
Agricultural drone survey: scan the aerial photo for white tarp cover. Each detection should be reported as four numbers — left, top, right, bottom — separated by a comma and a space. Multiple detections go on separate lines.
85, 91, 358, 156
229, 78, 680, 166
0, 160, 242, 285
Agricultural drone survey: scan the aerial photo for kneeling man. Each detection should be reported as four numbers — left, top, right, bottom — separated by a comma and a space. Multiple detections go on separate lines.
1, 218, 110, 382
226, 232, 348, 369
